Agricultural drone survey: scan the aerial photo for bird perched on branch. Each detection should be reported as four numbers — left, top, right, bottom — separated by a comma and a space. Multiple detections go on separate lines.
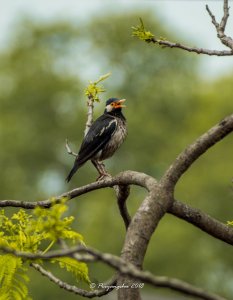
66, 98, 127, 182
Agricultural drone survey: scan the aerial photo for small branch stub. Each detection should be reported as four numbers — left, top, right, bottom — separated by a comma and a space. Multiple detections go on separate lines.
65, 139, 77, 157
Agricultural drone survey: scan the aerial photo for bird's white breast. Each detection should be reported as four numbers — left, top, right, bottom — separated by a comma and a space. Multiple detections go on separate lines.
99, 117, 127, 161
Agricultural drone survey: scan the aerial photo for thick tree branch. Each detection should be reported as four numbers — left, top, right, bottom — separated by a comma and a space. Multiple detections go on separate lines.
0, 112, 232, 299
169, 199, 233, 246
162, 114, 233, 190
1, 3, 232, 296
7, 246, 225, 300
76, 247, 227, 300
118, 114, 233, 299
1, 170, 233, 248
0, 170, 153, 209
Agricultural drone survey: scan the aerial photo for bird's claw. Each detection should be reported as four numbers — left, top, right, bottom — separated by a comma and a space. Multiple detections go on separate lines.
96, 173, 112, 181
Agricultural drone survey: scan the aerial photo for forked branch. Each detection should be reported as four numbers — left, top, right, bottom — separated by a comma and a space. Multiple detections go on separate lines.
133, 0, 233, 56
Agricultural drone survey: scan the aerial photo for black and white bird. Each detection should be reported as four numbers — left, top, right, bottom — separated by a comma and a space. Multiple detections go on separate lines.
66, 98, 127, 182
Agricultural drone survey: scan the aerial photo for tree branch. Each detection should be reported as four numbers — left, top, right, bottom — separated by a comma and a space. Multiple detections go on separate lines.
206, 4, 219, 30
115, 184, 131, 230
1, 169, 233, 250
65, 73, 111, 171
31, 263, 116, 298
0, 170, 154, 209
65, 139, 77, 157
80, 247, 226, 300
169, 199, 233, 246
220, 0, 230, 32
85, 95, 94, 137
206, 0, 233, 49
148, 38, 233, 56
134, 0, 233, 56
84, 72, 111, 136
0, 112, 232, 299
162, 114, 233, 190
9, 246, 225, 300
65, 93, 94, 161
117, 114, 233, 299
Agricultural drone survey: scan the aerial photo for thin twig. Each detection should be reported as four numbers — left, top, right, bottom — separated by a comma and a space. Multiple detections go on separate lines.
149, 37, 233, 56
84, 96, 94, 137
0, 245, 95, 262
206, 0, 233, 49
31, 263, 116, 298
220, 0, 230, 31
65, 139, 77, 157
84, 72, 111, 137
115, 185, 131, 230
206, 4, 219, 30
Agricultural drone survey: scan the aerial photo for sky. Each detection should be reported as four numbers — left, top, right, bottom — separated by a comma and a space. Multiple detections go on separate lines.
0, 0, 233, 79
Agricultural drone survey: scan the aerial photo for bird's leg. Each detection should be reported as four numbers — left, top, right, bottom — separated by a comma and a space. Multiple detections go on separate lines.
91, 160, 111, 181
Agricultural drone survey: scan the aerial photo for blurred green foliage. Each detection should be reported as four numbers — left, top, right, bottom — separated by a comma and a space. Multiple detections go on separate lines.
0, 11, 232, 299
132, 18, 155, 42
0, 201, 89, 299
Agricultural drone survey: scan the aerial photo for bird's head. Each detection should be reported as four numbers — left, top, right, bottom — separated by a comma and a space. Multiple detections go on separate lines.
105, 98, 126, 113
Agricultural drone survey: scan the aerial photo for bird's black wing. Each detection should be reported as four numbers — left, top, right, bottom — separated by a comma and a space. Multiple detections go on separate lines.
66, 114, 117, 182
76, 114, 117, 166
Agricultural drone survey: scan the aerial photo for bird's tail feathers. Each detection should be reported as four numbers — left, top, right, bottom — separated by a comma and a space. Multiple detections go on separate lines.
66, 161, 80, 182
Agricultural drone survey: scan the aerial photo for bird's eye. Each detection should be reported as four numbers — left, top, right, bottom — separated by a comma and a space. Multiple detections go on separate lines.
111, 103, 114, 106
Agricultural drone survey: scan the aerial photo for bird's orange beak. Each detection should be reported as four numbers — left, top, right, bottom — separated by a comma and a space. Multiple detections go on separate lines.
114, 99, 126, 109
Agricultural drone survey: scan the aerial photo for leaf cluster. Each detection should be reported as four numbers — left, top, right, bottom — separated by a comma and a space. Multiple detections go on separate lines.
132, 18, 155, 42
0, 201, 90, 299
0, 254, 31, 300
84, 72, 111, 102
51, 257, 90, 284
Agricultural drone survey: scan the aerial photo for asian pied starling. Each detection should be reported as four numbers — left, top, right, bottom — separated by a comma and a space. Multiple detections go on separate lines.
66, 98, 127, 182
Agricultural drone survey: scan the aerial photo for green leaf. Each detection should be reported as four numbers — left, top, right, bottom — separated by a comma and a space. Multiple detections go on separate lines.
0, 254, 30, 299
52, 257, 90, 284
84, 72, 111, 102
132, 18, 154, 42
95, 72, 111, 84
0, 200, 89, 295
